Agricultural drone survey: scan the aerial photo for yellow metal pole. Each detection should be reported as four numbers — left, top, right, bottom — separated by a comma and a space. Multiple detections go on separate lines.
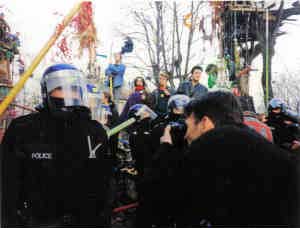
110, 77, 114, 101
0, 1, 85, 117
108, 42, 114, 101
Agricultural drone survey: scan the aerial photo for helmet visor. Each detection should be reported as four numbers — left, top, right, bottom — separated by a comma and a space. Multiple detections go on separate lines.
168, 94, 190, 113
42, 69, 88, 107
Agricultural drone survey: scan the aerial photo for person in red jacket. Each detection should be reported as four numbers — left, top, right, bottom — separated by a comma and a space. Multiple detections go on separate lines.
243, 111, 273, 142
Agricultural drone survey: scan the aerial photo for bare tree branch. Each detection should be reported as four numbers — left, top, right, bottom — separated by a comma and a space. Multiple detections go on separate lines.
184, 1, 202, 77
133, 11, 156, 68
157, 2, 169, 74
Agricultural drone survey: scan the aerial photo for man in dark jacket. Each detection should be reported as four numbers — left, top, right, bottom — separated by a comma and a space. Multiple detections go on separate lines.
151, 72, 175, 117
156, 91, 300, 227
1, 64, 112, 227
177, 65, 208, 99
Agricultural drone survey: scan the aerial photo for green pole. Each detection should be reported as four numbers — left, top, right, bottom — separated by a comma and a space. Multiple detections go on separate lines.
265, 8, 269, 106
107, 118, 136, 137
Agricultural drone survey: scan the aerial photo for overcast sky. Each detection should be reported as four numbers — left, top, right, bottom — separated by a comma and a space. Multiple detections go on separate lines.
1, 0, 300, 82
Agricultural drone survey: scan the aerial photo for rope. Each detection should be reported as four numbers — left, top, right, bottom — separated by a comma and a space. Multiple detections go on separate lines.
113, 202, 139, 213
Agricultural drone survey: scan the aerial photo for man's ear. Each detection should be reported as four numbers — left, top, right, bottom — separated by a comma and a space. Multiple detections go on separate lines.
200, 116, 215, 132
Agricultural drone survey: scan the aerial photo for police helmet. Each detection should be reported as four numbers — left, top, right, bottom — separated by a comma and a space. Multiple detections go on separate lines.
128, 104, 157, 120
41, 63, 89, 113
167, 94, 190, 114
268, 98, 285, 112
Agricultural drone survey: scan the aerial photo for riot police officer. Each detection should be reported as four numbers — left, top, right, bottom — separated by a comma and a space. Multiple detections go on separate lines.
267, 98, 300, 151
1, 63, 111, 227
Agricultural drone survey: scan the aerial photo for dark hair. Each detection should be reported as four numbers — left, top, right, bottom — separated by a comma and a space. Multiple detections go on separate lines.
103, 91, 113, 103
134, 77, 146, 87
191, 65, 203, 74
184, 91, 243, 128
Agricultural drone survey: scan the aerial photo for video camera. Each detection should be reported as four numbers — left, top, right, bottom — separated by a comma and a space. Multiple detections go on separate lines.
169, 119, 187, 148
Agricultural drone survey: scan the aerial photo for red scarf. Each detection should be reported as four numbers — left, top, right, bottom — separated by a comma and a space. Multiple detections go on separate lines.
135, 85, 145, 91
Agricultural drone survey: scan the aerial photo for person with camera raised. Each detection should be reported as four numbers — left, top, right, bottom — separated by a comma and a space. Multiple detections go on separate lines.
267, 98, 300, 152
146, 91, 299, 227
136, 94, 190, 228
150, 94, 190, 155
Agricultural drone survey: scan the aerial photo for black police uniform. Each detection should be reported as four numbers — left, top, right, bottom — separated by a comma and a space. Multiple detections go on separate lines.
1, 108, 111, 227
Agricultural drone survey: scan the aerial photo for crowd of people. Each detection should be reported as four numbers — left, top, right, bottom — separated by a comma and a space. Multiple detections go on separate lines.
1, 60, 300, 228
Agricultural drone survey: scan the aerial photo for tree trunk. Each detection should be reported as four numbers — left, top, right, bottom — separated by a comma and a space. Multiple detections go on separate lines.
155, 2, 162, 85
169, 2, 176, 88
174, 2, 183, 82
159, 4, 169, 74
183, 2, 194, 78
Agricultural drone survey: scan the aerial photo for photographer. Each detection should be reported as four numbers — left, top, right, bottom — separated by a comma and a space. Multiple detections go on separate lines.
136, 95, 190, 228
128, 95, 190, 179
140, 91, 299, 227
267, 98, 300, 151
151, 94, 190, 151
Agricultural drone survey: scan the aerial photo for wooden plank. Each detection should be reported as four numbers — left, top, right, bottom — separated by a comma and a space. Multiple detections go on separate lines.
229, 6, 265, 12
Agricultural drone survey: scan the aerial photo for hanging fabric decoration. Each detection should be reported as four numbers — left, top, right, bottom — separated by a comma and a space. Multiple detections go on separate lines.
57, 36, 72, 60
210, 1, 224, 33
236, 66, 252, 78
0, 14, 18, 63
206, 64, 218, 88
234, 40, 240, 72
52, 2, 98, 78
184, 13, 192, 29
0, 13, 10, 41
121, 37, 134, 54
0, 13, 20, 84
224, 54, 236, 81
200, 15, 214, 44
199, 16, 205, 34
72, 1, 97, 64
87, 83, 100, 94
